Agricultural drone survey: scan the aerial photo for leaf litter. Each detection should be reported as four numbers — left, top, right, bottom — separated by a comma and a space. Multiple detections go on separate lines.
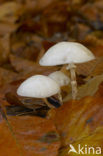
0, 0, 103, 155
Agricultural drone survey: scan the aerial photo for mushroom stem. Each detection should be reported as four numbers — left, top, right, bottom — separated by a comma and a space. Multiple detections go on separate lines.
66, 63, 77, 100
43, 98, 54, 108
58, 91, 63, 105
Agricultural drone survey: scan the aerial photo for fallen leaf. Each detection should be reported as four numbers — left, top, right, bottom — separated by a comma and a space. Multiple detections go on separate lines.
9, 54, 59, 76
0, 118, 23, 156
64, 74, 103, 101
0, 34, 10, 65
0, 67, 17, 86
0, 22, 19, 35
59, 127, 103, 156
0, 116, 60, 156
0, 2, 23, 23
0, 94, 10, 106
48, 96, 103, 146
90, 60, 103, 77
76, 59, 98, 76
25, 0, 56, 12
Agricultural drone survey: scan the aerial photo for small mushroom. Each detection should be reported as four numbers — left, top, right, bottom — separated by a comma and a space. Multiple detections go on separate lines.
17, 75, 61, 108
49, 71, 70, 103
39, 42, 95, 99
49, 71, 70, 87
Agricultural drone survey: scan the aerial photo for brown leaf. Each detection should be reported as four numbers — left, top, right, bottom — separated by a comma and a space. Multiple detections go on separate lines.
0, 119, 22, 156
0, 116, 60, 156
64, 74, 103, 101
83, 36, 103, 57
0, 2, 23, 23
0, 35, 10, 64
48, 96, 103, 146
90, 59, 103, 77
11, 34, 42, 61
25, 0, 57, 12
80, 0, 103, 22
0, 22, 19, 35
0, 93, 10, 106
0, 67, 17, 86
9, 54, 59, 76
60, 127, 103, 156
76, 59, 98, 76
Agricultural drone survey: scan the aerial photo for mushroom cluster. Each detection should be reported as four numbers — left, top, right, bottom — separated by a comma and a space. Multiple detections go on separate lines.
39, 42, 95, 99
17, 41, 95, 109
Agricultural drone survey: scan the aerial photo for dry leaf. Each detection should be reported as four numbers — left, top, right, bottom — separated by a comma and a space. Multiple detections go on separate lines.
0, 93, 10, 106
64, 74, 103, 101
9, 54, 59, 76
0, 34, 10, 64
0, 116, 60, 156
90, 60, 103, 77
0, 2, 22, 23
0, 22, 19, 35
59, 127, 103, 156
76, 59, 98, 76
48, 96, 103, 146
0, 67, 17, 86
25, 0, 56, 12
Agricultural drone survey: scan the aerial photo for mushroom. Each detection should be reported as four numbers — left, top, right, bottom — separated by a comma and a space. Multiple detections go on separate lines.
39, 42, 95, 99
48, 71, 70, 87
17, 75, 62, 108
48, 71, 70, 103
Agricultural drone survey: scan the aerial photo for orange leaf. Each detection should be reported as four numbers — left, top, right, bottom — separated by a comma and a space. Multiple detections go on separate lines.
48, 96, 103, 146
0, 116, 60, 156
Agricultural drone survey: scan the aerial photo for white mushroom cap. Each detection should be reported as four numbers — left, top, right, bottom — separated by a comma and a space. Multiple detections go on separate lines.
49, 71, 70, 86
39, 42, 95, 66
17, 75, 60, 98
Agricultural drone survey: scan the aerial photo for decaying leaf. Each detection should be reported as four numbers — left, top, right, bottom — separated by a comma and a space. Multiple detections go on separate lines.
0, 116, 60, 156
59, 127, 103, 156
0, 119, 22, 156
76, 59, 98, 76
48, 96, 103, 147
0, 35, 10, 64
0, 22, 19, 35
9, 54, 59, 76
25, 0, 57, 12
0, 2, 23, 22
90, 60, 103, 77
0, 67, 17, 86
0, 0, 103, 155
0, 93, 10, 106
64, 74, 103, 101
